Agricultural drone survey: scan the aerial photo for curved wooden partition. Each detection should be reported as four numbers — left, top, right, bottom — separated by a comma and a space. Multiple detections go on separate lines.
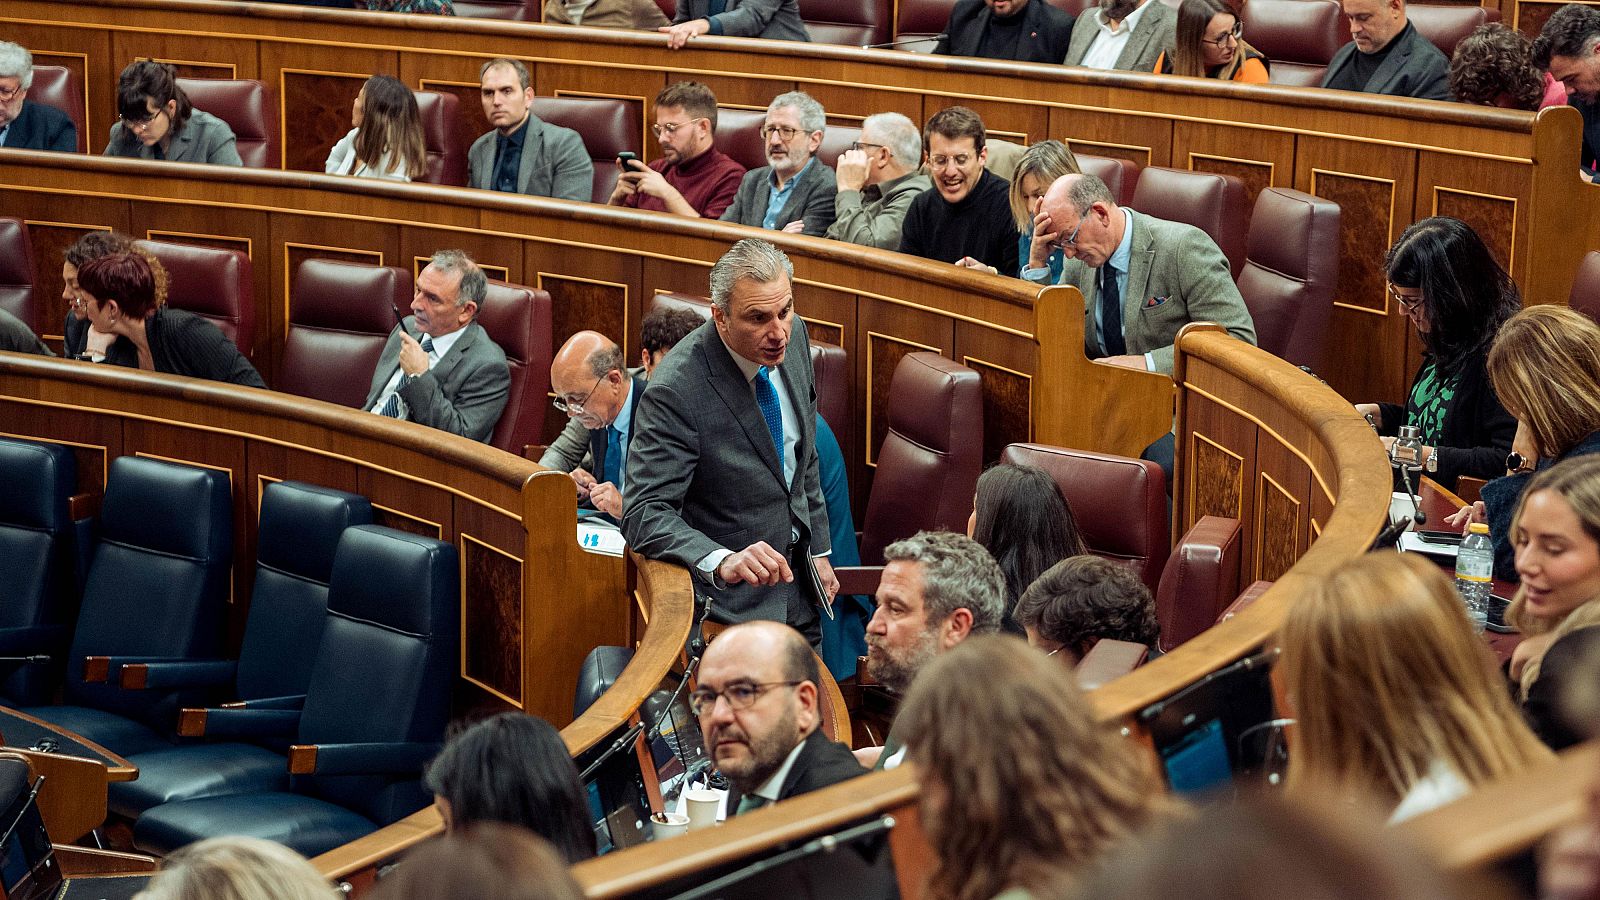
8, 0, 1593, 408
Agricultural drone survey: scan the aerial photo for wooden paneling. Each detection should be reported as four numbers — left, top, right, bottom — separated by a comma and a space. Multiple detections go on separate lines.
278, 72, 365, 173
460, 532, 524, 707
856, 305, 951, 469
1052, 108, 1172, 168
955, 320, 1036, 465
1173, 121, 1293, 209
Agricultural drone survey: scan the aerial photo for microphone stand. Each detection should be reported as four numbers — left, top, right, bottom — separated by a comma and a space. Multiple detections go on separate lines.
861, 34, 945, 49
1391, 424, 1428, 527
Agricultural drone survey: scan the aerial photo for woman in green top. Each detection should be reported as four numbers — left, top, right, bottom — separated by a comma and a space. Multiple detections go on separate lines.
1354, 217, 1520, 492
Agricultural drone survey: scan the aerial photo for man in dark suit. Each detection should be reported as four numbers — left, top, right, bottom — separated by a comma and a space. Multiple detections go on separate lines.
544, 331, 646, 518
0, 42, 77, 153
661, 0, 810, 48
363, 250, 510, 444
467, 58, 593, 203
1320, 0, 1451, 100
936, 0, 1075, 64
720, 91, 837, 237
623, 238, 838, 642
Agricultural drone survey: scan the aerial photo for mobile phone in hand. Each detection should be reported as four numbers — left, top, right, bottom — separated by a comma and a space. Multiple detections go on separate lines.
617, 151, 640, 170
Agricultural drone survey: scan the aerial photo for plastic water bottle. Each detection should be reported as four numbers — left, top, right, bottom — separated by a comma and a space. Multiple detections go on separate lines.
1455, 522, 1493, 633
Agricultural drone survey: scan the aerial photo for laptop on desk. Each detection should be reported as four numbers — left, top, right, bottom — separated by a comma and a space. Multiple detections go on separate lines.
0, 776, 149, 900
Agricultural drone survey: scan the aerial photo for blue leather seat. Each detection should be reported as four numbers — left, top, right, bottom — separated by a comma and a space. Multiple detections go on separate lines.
107, 481, 373, 819
19, 456, 232, 757
0, 437, 78, 705
573, 645, 635, 720
133, 525, 459, 858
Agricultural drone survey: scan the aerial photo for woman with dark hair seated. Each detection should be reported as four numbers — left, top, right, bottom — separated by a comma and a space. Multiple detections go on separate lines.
104, 61, 241, 165
1450, 23, 1567, 110
1014, 555, 1159, 663
1354, 217, 1520, 492
62, 231, 136, 361
1153, 0, 1269, 82
423, 712, 596, 863
74, 251, 265, 387
968, 462, 1088, 634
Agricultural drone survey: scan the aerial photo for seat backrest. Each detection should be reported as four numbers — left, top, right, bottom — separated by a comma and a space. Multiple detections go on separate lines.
280, 260, 412, 409
67, 456, 232, 728
1409, 3, 1495, 57
809, 341, 849, 441
1076, 154, 1140, 208
1130, 166, 1250, 279
799, 0, 892, 47
858, 353, 984, 564
236, 481, 373, 705
895, 0, 950, 47
815, 123, 863, 169
1237, 187, 1341, 371
0, 437, 78, 705
1571, 251, 1600, 324
300, 525, 458, 826
573, 645, 636, 719
530, 96, 639, 204
1043, 0, 1095, 19
477, 279, 554, 456
1000, 442, 1169, 592
28, 66, 86, 153
1154, 515, 1242, 651
413, 91, 467, 187
1241, 0, 1349, 87
648, 291, 714, 320
176, 78, 279, 169
453, 0, 541, 17
714, 107, 770, 172
135, 239, 254, 360
0, 218, 36, 331
1074, 638, 1149, 690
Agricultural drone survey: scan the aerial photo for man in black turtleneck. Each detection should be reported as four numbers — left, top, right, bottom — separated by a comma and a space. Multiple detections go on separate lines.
1321, 0, 1452, 101
899, 106, 1020, 276
934, 0, 1074, 64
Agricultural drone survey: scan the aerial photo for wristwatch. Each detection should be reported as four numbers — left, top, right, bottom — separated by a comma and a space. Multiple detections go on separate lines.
1507, 451, 1535, 474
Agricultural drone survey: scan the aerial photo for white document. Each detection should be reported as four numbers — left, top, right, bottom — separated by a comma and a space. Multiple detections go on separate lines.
577, 520, 626, 557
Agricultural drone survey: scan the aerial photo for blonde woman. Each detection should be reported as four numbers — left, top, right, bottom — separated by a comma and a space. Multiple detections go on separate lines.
134, 836, 336, 900
1279, 551, 1553, 822
896, 635, 1166, 900
325, 75, 427, 182
1011, 140, 1080, 284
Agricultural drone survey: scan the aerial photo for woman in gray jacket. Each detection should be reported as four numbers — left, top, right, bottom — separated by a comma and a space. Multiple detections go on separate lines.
103, 61, 241, 166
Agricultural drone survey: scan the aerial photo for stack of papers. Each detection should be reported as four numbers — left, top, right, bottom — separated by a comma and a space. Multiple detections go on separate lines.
578, 519, 626, 557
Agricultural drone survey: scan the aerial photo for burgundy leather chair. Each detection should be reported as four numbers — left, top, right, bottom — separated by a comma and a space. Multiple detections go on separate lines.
413, 91, 467, 187
0, 218, 37, 333
177, 78, 279, 169
453, 0, 541, 17
530, 97, 639, 204
477, 280, 554, 457
1216, 579, 1272, 625
1043, 0, 1095, 19
714, 107, 769, 172
1237, 187, 1341, 372
1076, 153, 1140, 207
655, 0, 676, 18
135, 239, 255, 360
279, 260, 413, 409
1074, 639, 1149, 690
1569, 251, 1600, 324
800, 0, 892, 47
648, 291, 713, 320
894, 0, 952, 51
1410, 3, 1499, 57
28, 66, 87, 153
1154, 515, 1242, 651
999, 442, 1169, 593
1130, 166, 1250, 279
1241, 0, 1349, 87
816, 123, 864, 168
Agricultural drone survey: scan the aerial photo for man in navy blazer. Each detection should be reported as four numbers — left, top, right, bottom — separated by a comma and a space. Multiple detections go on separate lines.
935, 0, 1075, 64
0, 43, 77, 153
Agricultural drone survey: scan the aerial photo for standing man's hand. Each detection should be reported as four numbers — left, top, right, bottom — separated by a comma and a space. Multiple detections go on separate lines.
660, 18, 711, 48
813, 556, 838, 602
717, 542, 794, 586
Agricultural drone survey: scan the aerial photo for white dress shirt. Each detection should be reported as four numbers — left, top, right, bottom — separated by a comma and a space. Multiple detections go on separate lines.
367, 325, 466, 419
1079, 0, 1153, 70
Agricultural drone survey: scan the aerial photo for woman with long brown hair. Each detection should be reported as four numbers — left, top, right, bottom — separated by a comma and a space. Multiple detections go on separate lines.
896, 635, 1165, 900
325, 74, 427, 182
1154, 0, 1269, 82
968, 462, 1089, 633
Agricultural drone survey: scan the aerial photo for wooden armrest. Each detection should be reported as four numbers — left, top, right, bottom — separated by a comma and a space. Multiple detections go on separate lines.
52, 845, 158, 877
119, 664, 147, 690
83, 656, 110, 684
67, 492, 99, 521
289, 744, 317, 775
177, 708, 206, 737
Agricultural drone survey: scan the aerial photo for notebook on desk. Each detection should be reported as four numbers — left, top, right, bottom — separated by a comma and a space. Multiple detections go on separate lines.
0, 775, 149, 900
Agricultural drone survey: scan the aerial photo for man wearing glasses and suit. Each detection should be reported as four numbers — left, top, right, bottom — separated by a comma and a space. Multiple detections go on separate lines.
719, 91, 837, 237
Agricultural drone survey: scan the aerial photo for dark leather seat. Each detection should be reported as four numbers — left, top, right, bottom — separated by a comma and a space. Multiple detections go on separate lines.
133, 524, 458, 858
453, 0, 541, 17
106, 482, 373, 820
0, 218, 36, 332
800, 0, 891, 47
135, 239, 255, 360
1237, 187, 1341, 371
1570, 251, 1600, 324
1077, 154, 1140, 208
531, 96, 639, 204
1130, 166, 1250, 279
19, 456, 232, 758
894, 0, 950, 50
714, 107, 770, 172
1410, 3, 1498, 57
28, 66, 86, 153
647, 291, 712, 320
176, 78, 279, 169
1154, 515, 1241, 651
279, 260, 412, 409
816, 123, 863, 169
0, 438, 78, 706
477, 279, 554, 457
413, 91, 467, 186
1241, 0, 1349, 87
1074, 638, 1148, 690
999, 443, 1168, 593
573, 645, 635, 719
1043, 0, 1094, 18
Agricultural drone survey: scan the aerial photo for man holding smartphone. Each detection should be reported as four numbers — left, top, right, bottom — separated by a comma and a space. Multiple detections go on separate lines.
608, 81, 745, 219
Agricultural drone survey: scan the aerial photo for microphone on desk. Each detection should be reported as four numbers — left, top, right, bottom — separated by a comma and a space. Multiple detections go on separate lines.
861, 33, 945, 49
1390, 424, 1427, 526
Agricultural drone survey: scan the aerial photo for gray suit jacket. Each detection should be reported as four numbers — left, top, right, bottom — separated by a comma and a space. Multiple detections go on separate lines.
1055, 209, 1256, 374
1063, 0, 1175, 71
1320, 22, 1452, 101
539, 366, 646, 472
622, 320, 830, 625
362, 319, 511, 444
467, 114, 594, 203
720, 161, 837, 236
104, 108, 242, 165
673, 0, 810, 41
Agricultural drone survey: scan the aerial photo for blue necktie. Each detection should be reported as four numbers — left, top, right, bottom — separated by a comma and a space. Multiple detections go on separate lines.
755, 366, 784, 460
1100, 264, 1126, 357
380, 335, 434, 418
604, 425, 622, 487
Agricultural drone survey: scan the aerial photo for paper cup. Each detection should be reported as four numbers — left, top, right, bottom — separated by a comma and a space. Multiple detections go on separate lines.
684, 788, 721, 830
651, 811, 690, 840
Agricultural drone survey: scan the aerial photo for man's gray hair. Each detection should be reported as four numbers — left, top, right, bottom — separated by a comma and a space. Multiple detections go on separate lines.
431, 250, 488, 310
768, 91, 825, 135
479, 57, 530, 91
863, 112, 922, 170
709, 239, 793, 312
587, 341, 625, 378
881, 531, 1006, 634
1064, 173, 1117, 215
0, 42, 33, 90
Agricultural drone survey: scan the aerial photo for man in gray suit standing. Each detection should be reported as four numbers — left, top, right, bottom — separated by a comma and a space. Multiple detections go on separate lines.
720, 92, 837, 237
623, 239, 839, 644
468, 58, 593, 203
364, 250, 511, 444
1062, 0, 1175, 72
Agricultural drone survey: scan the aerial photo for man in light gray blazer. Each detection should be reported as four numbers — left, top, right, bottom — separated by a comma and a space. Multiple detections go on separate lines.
623, 239, 838, 644
1030, 173, 1255, 375
1062, 0, 1176, 71
660, 0, 810, 47
721, 92, 837, 236
468, 58, 593, 203
364, 250, 511, 444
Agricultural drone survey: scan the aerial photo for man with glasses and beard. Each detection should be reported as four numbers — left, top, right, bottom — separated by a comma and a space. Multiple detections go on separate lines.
609, 81, 746, 219
1063, 0, 1177, 71
720, 92, 837, 236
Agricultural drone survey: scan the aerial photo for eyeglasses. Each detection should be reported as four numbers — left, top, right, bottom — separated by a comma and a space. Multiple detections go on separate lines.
551, 372, 612, 414
0, 84, 23, 103
1387, 282, 1424, 312
1053, 213, 1088, 250
1202, 22, 1244, 47
849, 141, 885, 153
651, 117, 706, 138
760, 124, 807, 142
929, 153, 975, 169
688, 681, 802, 716
122, 108, 167, 133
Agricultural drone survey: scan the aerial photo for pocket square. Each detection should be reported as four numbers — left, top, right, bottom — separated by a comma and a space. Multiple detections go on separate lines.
1143, 296, 1169, 309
